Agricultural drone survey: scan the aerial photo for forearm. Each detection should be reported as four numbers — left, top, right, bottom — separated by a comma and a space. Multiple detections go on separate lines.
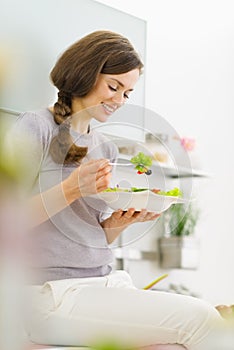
28, 159, 111, 228
28, 179, 80, 228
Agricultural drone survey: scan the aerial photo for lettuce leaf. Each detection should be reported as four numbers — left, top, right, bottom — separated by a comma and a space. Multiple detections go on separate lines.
130, 152, 152, 172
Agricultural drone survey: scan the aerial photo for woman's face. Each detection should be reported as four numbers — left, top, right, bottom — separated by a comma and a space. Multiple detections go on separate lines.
73, 68, 140, 122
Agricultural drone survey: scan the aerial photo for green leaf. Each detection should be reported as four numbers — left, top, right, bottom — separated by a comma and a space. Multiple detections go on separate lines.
131, 187, 148, 192
168, 203, 200, 236
130, 152, 152, 168
158, 187, 183, 197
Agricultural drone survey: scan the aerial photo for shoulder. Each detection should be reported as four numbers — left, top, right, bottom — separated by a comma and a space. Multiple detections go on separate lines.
14, 108, 56, 140
11, 108, 57, 153
15, 108, 55, 130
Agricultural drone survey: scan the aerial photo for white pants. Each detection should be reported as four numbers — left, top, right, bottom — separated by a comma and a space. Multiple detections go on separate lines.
25, 271, 222, 350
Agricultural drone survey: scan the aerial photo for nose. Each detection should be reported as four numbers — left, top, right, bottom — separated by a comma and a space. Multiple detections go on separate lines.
112, 91, 125, 106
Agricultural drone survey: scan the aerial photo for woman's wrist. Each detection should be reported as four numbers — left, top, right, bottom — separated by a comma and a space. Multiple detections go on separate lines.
62, 178, 81, 205
101, 217, 128, 244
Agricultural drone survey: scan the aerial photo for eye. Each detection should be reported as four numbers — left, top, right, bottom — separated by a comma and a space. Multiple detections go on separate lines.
108, 85, 117, 92
108, 84, 130, 100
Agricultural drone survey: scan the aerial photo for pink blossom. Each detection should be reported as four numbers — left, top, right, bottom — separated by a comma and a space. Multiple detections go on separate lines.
180, 137, 196, 151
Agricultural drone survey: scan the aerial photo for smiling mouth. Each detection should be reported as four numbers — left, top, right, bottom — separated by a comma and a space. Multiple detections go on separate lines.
102, 103, 117, 114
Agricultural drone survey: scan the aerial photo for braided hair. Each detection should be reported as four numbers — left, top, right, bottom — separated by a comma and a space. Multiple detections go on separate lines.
49, 30, 144, 164
49, 90, 88, 164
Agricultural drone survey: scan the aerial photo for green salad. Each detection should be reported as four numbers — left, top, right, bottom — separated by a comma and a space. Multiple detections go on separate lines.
130, 152, 153, 175
103, 186, 182, 197
157, 187, 182, 197
103, 187, 148, 193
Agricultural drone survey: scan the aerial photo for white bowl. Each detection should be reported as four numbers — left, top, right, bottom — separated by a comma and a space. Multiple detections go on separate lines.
91, 190, 188, 213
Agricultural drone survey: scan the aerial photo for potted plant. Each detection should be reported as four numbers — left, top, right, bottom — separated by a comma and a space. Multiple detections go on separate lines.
158, 203, 200, 269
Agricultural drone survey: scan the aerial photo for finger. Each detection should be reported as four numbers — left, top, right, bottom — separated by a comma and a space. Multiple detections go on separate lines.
152, 213, 161, 220
96, 165, 112, 180
96, 173, 112, 192
96, 158, 111, 170
134, 209, 147, 220
133, 209, 159, 222
142, 212, 160, 221
84, 159, 110, 174
123, 208, 136, 218
111, 209, 124, 219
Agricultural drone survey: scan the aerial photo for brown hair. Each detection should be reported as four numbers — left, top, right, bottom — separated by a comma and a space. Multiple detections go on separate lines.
49, 30, 144, 164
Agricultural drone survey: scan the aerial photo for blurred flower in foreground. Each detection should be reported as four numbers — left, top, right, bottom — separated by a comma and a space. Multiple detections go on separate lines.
91, 341, 123, 350
0, 47, 27, 350
173, 135, 196, 152
0, 47, 9, 90
180, 137, 196, 152
0, 117, 30, 349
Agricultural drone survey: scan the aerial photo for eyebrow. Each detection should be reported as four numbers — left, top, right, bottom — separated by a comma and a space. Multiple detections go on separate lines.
109, 78, 134, 91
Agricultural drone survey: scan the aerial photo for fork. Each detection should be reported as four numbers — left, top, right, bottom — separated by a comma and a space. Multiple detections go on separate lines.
109, 162, 133, 166
109, 162, 152, 175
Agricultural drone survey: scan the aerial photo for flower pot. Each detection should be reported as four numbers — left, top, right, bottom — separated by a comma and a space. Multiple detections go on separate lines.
158, 236, 200, 269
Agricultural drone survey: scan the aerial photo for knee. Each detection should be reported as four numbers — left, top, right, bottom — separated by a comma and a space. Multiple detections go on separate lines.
189, 297, 222, 327
180, 297, 223, 348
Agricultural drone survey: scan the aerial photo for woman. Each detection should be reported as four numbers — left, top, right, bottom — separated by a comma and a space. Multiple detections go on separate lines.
12, 30, 221, 350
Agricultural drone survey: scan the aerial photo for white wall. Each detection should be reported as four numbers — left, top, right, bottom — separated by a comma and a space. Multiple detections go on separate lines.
0, 0, 146, 112
99, 0, 234, 305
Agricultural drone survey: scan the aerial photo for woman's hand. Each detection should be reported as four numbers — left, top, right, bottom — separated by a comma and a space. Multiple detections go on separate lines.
29, 159, 111, 227
63, 159, 112, 203
109, 208, 160, 227
101, 208, 160, 244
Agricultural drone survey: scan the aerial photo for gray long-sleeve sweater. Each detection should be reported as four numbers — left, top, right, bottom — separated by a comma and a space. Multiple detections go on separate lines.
12, 108, 118, 284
